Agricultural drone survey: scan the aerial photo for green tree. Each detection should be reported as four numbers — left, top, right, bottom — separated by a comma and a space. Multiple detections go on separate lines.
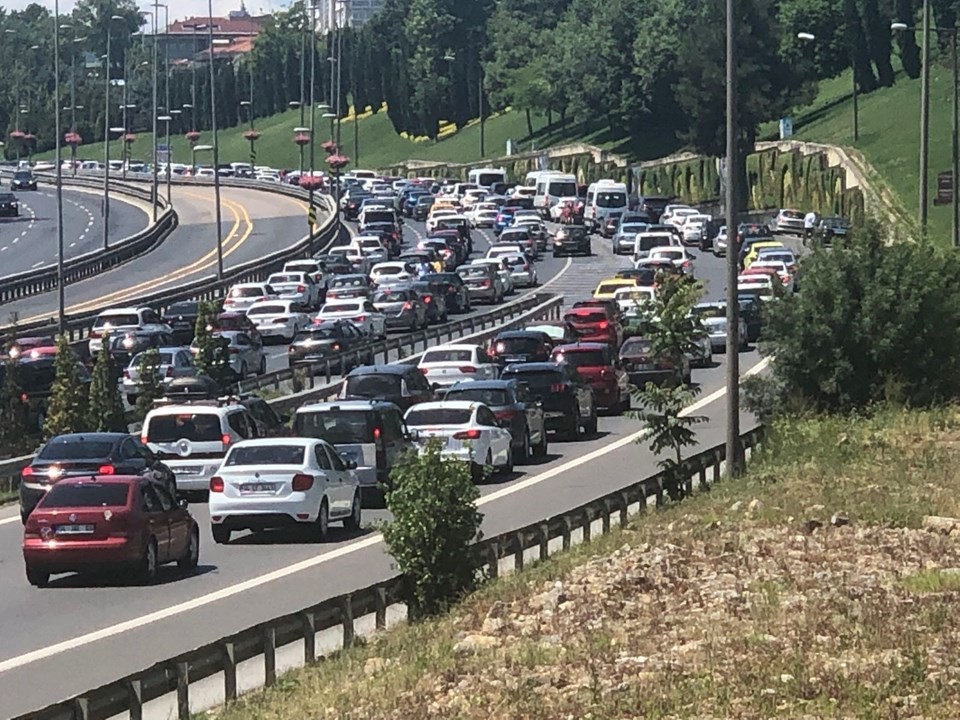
382, 440, 484, 618
134, 348, 163, 421
44, 335, 88, 439
87, 333, 126, 432
0, 358, 32, 456
193, 301, 232, 392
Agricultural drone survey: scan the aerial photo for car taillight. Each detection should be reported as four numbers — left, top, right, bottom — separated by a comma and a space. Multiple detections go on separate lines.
20, 392, 28, 403
274, 317, 288, 324
221, 434, 232, 446
551, 383, 565, 392
123, 369, 131, 379
459, 365, 478, 374
98, 465, 115, 475
373, 427, 382, 440
453, 429, 482, 440
89, 330, 101, 339
210, 476, 224, 493
289, 345, 297, 353
297, 285, 306, 292
598, 321, 609, 329
332, 342, 342, 352
494, 410, 515, 420
420, 366, 430, 373
402, 302, 413, 310
292, 473, 314, 492
21, 466, 34, 478
481, 279, 491, 287
423, 295, 432, 303
355, 315, 367, 322
228, 347, 240, 354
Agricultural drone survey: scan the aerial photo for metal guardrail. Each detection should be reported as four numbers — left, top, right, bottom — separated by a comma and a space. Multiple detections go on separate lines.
0, 176, 177, 304
12, 426, 765, 720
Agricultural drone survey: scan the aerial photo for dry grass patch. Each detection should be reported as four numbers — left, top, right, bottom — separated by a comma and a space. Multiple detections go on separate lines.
206, 407, 960, 720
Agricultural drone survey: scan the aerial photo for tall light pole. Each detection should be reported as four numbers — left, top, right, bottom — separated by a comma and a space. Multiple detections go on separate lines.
309, 0, 317, 178
724, 0, 742, 478
158, 114, 173, 204
59, 23, 84, 175
207, 1, 225, 282
54, 0, 66, 333
920, 0, 931, 238
149, 5, 161, 222
894, 20, 959, 247
103, 14, 124, 250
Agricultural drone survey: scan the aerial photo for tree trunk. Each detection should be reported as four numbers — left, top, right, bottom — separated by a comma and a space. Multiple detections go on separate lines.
845, 0, 879, 92
859, 0, 895, 86
525, 108, 533, 137
896, 0, 922, 79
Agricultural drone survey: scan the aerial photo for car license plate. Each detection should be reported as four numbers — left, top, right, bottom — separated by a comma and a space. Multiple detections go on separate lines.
240, 482, 277, 494
56, 524, 95, 535
175, 466, 203, 475
635, 363, 654, 371
505, 356, 525, 363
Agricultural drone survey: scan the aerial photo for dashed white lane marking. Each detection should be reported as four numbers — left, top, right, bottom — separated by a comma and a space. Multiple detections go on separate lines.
31, 261, 43, 268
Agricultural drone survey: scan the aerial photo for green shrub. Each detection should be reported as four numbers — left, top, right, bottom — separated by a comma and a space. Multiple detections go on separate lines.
134, 348, 163, 422
0, 357, 32, 455
382, 440, 484, 619
87, 335, 126, 432
44, 334, 88, 439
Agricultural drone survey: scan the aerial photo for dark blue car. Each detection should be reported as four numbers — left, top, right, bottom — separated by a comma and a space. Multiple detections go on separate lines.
494, 207, 516, 236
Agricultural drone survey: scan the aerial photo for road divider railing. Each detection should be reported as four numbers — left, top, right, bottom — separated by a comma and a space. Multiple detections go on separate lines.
12, 426, 765, 720
0, 176, 178, 305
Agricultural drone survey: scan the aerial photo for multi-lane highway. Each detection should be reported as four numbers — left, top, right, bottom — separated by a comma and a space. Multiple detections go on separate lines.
0, 187, 149, 278
1, 185, 313, 328
0, 204, 789, 718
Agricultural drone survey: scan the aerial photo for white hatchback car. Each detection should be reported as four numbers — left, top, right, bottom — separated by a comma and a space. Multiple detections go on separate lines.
418, 345, 500, 388
88, 307, 169, 357
208, 437, 361, 544
370, 261, 415, 286
315, 299, 387, 339
223, 282, 278, 313
470, 258, 515, 295
266, 272, 322, 309
244, 300, 311, 342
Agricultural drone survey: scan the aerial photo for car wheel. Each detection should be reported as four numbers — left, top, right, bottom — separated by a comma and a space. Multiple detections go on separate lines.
25, 564, 49, 588
470, 461, 485, 483
586, 410, 598, 436
259, 356, 267, 374
137, 538, 159, 586
211, 525, 231, 544
313, 498, 330, 541
500, 446, 514, 476
343, 492, 362, 531
534, 427, 548, 457
178, 524, 200, 571
517, 429, 531, 464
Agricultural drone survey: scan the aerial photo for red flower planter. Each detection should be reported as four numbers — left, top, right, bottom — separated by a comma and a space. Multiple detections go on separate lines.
9, 130, 25, 142
64, 132, 82, 146
243, 130, 261, 141
321, 140, 338, 155
299, 174, 324, 191
123, 133, 137, 144
293, 133, 311, 147
327, 154, 350, 170
185, 130, 202, 144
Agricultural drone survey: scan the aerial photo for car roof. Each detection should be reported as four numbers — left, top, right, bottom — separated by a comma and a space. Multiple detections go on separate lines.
43, 432, 127, 444
553, 342, 609, 352
97, 307, 144, 315
44, 475, 140, 487
446, 379, 517, 390
346, 364, 416, 376
406, 400, 480, 412
297, 399, 401, 413
495, 330, 550, 339
425, 343, 479, 352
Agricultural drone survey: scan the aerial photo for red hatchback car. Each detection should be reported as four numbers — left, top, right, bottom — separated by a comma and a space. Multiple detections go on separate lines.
562, 307, 623, 349
552, 342, 630, 412
22, 476, 199, 587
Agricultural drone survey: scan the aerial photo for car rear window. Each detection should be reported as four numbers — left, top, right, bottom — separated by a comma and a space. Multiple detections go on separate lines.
295, 328, 337, 342
295, 410, 375, 444
692, 306, 726, 320
268, 274, 300, 284
620, 338, 654, 356
224, 445, 306, 466
323, 302, 362, 314
217, 315, 249, 331
443, 388, 510, 406
147, 413, 223, 443
555, 349, 607, 367
564, 311, 607, 324
37, 439, 115, 460
374, 290, 412, 302
597, 282, 629, 295
165, 302, 197, 315
248, 304, 287, 315
405, 408, 473, 426
422, 349, 474, 363
781, 210, 804, 219
596, 192, 627, 208
15, 360, 58, 391
459, 266, 488, 278
638, 236, 673, 251
494, 336, 543, 354
374, 266, 403, 275
94, 313, 140, 329
229, 286, 264, 298
503, 368, 562, 386
39, 482, 130, 509
344, 374, 402, 398
131, 351, 174, 366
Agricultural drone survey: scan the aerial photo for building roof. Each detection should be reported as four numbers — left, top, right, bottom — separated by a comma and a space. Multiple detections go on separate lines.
168, 15, 265, 35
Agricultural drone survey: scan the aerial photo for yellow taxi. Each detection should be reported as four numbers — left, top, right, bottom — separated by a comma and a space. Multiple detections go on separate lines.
743, 240, 785, 269
592, 277, 638, 300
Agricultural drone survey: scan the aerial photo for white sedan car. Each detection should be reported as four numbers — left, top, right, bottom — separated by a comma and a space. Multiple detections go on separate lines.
613, 286, 656, 315
418, 344, 500, 387
244, 299, 311, 343
501, 253, 538, 288
222, 282, 278, 313
748, 260, 795, 293
208, 438, 361, 544
315, 299, 387, 339
329, 245, 371, 275
470, 258, 515, 294
426, 209, 459, 233
352, 235, 389, 263
266, 272, 322, 309
370, 261, 415, 286
646, 246, 697, 275
404, 401, 514, 481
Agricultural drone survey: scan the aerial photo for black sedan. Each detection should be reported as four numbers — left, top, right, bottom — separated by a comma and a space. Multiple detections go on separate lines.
487, 330, 554, 367
287, 320, 373, 370
442, 379, 548, 461
408, 280, 450, 324
423, 272, 472, 313
11, 170, 37, 191
553, 225, 591, 257
106, 329, 175, 368
19, 432, 176, 522
0, 191, 19, 217
162, 301, 202, 345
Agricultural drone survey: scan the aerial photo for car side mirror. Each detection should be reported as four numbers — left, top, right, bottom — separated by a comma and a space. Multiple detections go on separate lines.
344, 459, 358, 470
405, 429, 421, 441
178, 497, 189, 510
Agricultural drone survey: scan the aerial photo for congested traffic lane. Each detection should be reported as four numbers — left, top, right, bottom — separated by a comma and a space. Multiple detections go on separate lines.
0, 187, 148, 279
0, 186, 314, 329
0, 221, 785, 718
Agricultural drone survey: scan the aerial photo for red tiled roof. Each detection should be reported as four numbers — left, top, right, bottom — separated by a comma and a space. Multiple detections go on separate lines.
168, 16, 264, 34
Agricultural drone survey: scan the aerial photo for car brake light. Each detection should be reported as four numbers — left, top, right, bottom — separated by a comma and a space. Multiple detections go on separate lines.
221, 434, 232, 446
459, 366, 478, 373
551, 383, 565, 392
89, 330, 101, 339
123, 369, 131, 379
273, 318, 288, 324
423, 295, 432, 303
210, 476, 224, 493
20, 392, 28, 403
600, 368, 612, 378
373, 427, 382, 440
453, 429, 482, 440
297, 285, 306, 292
21, 466, 34, 478
356, 315, 366, 322
98, 465, 115, 475
420, 366, 430, 373
481, 279, 491, 287
402, 301, 413, 310
292, 473, 314, 492
598, 321, 609, 329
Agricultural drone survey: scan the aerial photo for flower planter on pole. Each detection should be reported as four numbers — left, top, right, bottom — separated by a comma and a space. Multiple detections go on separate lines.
321, 140, 338, 156
185, 131, 201, 173
293, 132, 310, 178
9, 130, 25, 164
65, 132, 82, 174
243, 130, 261, 170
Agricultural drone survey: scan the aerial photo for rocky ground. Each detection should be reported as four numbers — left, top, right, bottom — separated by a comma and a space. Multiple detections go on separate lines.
211, 409, 960, 720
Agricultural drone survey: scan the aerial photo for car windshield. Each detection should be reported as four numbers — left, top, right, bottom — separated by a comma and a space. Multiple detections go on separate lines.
405, 408, 473, 426
620, 224, 647, 234
422, 349, 474, 363
692, 305, 726, 320
230, 286, 264, 298
131, 351, 174, 366
37, 439, 115, 460
458, 266, 488, 278
14, 171, 31, 180
39, 483, 130, 508
494, 336, 542, 354
146, 413, 223, 442
165, 302, 197, 316
373, 266, 403, 275
344, 374, 402, 398
652, 249, 684, 260
217, 315, 249, 331
374, 290, 412, 302
638, 236, 673, 251
323, 302, 362, 314
596, 192, 626, 208
825, 217, 850, 227
555, 349, 607, 367
504, 368, 562, 386
547, 180, 577, 197
620, 338, 654, 356
331, 277, 366, 288
225, 445, 306, 466
295, 410, 375, 444
94, 313, 140, 329
503, 256, 527, 269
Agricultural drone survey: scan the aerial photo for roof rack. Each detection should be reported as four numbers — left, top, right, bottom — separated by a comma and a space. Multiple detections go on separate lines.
151, 393, 246, 409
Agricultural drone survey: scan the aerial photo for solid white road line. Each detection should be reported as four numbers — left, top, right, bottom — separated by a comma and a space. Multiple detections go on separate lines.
0, 356, 769, 674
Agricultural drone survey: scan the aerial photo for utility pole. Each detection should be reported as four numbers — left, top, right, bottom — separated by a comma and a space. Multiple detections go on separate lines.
102, 19, 113, 250
54, 0, 65, 333
150, 7, 159, 221
919, 0, 931, 238
208, 0, 224, 280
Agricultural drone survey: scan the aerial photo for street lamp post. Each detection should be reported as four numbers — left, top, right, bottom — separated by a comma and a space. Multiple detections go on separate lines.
54, 0, 65, 333
103, 14, 124, 250
207, 2, 225, 282
158, 114, 173, 204
149, 5, 162, 222
894, 20, 959, 247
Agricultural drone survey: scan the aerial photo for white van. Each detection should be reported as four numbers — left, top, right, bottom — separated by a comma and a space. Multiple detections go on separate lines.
633, 231, 681, 262
349, 169, 378, 181
533, 173, 578, 218
584, 180, 628, 233
468, 167, 507, 190
525, 169, 562, 188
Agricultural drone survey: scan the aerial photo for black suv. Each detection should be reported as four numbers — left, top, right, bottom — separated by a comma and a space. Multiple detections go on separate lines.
20, 432, 176, 522
500, 362, 597, 440
0, 191, 19, 217
340, 364, 436, 411
487, 330, 554, 367
107, 329, 176, 368
11, 170, 37, 191
1, 351, 91, 433
162, 301, 203, 345
553, 225, 591, 257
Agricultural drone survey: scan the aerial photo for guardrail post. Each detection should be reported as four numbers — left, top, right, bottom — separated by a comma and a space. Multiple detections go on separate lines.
538, 523, 549, 561
655, 478, 666, 507
487, 541, 499, 578
713, 449, 722, 484
341, 595, 355, 649
699, 464, 708, 490
684, 465, 694, 496
73, 697, 90, 720
175, 661, 189, 720
582, 509, 592, 543
126, 678, 143, 720
325, 359, 332, 384
301, 610, 317, 664
220, 639, 238, 703
561, 516, 572, 550
514, 531, 525, 571
263, 625, 277, 686
619, 491, 630, 526
375, 586, 388, 630
602, 499, 612, 534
